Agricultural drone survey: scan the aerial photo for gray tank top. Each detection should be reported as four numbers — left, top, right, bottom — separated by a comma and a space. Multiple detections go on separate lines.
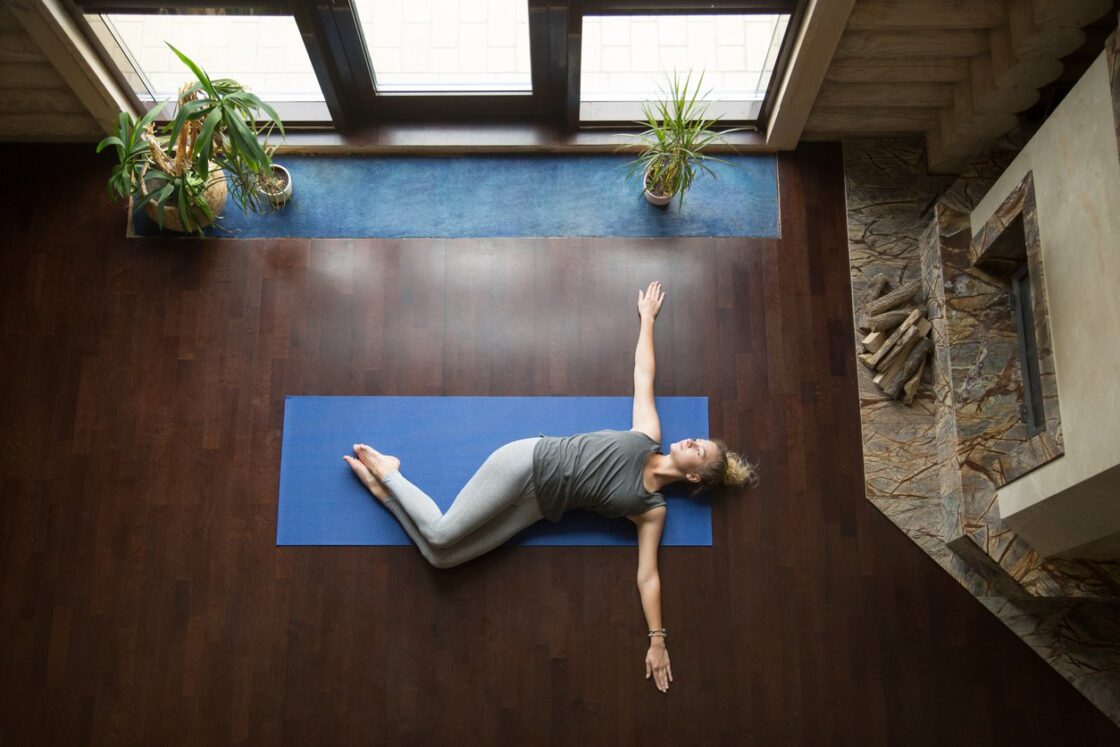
532, 429, 666, 523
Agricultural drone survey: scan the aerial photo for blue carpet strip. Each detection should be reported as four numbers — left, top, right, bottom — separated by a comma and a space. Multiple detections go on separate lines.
131, 154, 778, 239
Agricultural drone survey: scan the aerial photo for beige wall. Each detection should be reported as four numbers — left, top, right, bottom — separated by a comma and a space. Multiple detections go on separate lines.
971, 52, 1120, 558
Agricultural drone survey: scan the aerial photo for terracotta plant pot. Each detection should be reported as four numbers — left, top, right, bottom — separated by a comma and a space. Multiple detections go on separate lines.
139, 166, 228, 232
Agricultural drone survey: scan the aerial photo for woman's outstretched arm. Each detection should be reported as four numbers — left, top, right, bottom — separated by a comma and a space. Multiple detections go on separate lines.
637, 509, 672, 692
632, 281, 665, 442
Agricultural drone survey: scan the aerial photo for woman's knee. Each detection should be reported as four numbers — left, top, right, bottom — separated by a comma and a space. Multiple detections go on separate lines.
426, 550, 460, 569
426, 524, 458, 549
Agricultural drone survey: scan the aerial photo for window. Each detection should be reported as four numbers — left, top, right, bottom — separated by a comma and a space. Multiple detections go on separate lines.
88, 13, 325, 106
354, 0, 532, 93
579, 13, 790, 123
81, 8, 331, 122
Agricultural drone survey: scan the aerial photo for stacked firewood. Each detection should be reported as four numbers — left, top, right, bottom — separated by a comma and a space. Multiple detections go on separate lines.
856, 274, 932, 406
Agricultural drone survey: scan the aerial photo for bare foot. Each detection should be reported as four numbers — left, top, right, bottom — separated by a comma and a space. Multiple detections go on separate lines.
343, 455, 391, 503
353, 443, 401, 481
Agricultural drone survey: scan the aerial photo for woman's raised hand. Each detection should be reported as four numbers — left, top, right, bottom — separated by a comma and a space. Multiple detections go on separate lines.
637, 281, 665, 321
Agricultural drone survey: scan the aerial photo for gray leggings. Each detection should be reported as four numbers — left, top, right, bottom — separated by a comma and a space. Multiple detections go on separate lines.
380, 437, 544, 568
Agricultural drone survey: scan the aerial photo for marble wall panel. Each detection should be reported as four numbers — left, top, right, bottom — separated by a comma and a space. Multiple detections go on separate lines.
940, 201, 1031, 491
969, 173, 1066, 490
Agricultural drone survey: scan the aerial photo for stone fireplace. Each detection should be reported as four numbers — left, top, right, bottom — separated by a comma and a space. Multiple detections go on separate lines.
839, 29, 1120, 725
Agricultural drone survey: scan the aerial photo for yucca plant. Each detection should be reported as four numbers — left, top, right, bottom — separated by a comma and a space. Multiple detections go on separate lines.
621, 71, 744, 209
97, 43, 285, 234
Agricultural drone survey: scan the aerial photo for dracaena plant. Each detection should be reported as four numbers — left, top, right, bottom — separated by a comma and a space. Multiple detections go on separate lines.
620, 71, 744, 209
96, 43, 285, 234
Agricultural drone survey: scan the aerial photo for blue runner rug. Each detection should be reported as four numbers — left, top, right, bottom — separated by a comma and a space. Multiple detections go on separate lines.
132, 154, 777, 239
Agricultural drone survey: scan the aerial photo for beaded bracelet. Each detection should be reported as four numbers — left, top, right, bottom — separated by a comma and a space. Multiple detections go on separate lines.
648, 628, 667, 639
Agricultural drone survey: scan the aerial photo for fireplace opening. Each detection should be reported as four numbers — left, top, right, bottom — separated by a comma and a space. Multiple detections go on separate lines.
1010, 263, 1046, 437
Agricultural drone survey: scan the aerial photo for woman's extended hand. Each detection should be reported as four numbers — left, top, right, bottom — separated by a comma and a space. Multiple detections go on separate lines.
637, 281, 665, 321
645, 643, 673, 693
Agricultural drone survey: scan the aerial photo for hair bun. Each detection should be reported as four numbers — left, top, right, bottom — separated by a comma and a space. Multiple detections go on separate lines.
724, 452, 760, 489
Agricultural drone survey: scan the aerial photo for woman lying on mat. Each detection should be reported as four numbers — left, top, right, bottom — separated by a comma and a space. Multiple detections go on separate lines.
344, 280, 758, 693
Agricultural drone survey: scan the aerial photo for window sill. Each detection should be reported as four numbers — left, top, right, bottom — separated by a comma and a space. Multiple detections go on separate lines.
275, 123, 769, 154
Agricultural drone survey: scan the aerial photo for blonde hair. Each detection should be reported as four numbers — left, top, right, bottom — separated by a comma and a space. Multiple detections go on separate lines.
696, 440, 759, 492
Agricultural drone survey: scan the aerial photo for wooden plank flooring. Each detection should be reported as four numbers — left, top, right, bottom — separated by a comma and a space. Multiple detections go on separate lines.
0, 143, 1116, 745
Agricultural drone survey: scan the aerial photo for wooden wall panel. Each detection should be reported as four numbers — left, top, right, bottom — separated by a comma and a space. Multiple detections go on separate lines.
0, 112, 100, 138
0, 3, 102, 141
824, 57, 971, 83
815, 82, 954, 108
846, 0, 1006, 30
0, 60, 69, 88
0, 28, 44, 62
807, 0, 1118, 173
834, 29, 989, 58
0, 88, 89, 113
804, 107, 940, 135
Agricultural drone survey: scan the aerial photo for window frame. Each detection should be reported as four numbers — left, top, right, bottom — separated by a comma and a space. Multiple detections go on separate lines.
568, 0, 803, 130
65, 0, 803, 133
68, 0, 344, 127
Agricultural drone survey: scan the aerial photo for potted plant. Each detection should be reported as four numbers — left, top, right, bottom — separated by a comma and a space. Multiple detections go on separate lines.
621, 71, 744, 208
97, 43, 286, 234
256, 160, 293, 208
251, 133, 293, 208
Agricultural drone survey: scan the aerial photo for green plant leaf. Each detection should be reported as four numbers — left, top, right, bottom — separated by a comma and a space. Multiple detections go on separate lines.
166, 98, 211, 149
167, 42, 216, 98
194, 106, 224, 170
176, 181, 192, 233
96, 135, 124, 155
136, 99, 168, 130
224, 110, 267, 166
151, 182, 175, 211
255, 100, 285, 137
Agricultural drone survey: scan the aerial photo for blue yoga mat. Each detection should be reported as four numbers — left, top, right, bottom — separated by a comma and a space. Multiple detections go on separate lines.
132, 154, 778, 239
277, 396, 713, 547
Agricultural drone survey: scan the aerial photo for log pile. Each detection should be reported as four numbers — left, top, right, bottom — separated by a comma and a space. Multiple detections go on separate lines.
856, 274, 931, 405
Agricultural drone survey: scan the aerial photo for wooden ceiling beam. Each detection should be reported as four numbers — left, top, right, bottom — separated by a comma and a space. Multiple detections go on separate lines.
965, 53, 1039, 115
764, 0, 859, 150
847, 0, 1005, 30
825, 57, 970, 83
1007, 0, 1086, 60
814, 81, 954, 108
988, 26, 1065, 90
0, 61, 68, 89
834, 29, 989, 58
803, 106, 940, 134
812, 0, 1116, 173
0, 112, 101, 139
1032, 0, 1113, 30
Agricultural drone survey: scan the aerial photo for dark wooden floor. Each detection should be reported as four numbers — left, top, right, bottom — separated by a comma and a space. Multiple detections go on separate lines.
1, 143, 1116, 745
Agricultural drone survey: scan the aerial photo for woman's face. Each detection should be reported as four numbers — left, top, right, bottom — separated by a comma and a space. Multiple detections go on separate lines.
668, 437, 718, 480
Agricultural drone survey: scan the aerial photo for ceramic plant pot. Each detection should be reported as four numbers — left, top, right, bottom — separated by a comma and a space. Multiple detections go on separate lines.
258, 163, 293, 207
642, 162, 674, 206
